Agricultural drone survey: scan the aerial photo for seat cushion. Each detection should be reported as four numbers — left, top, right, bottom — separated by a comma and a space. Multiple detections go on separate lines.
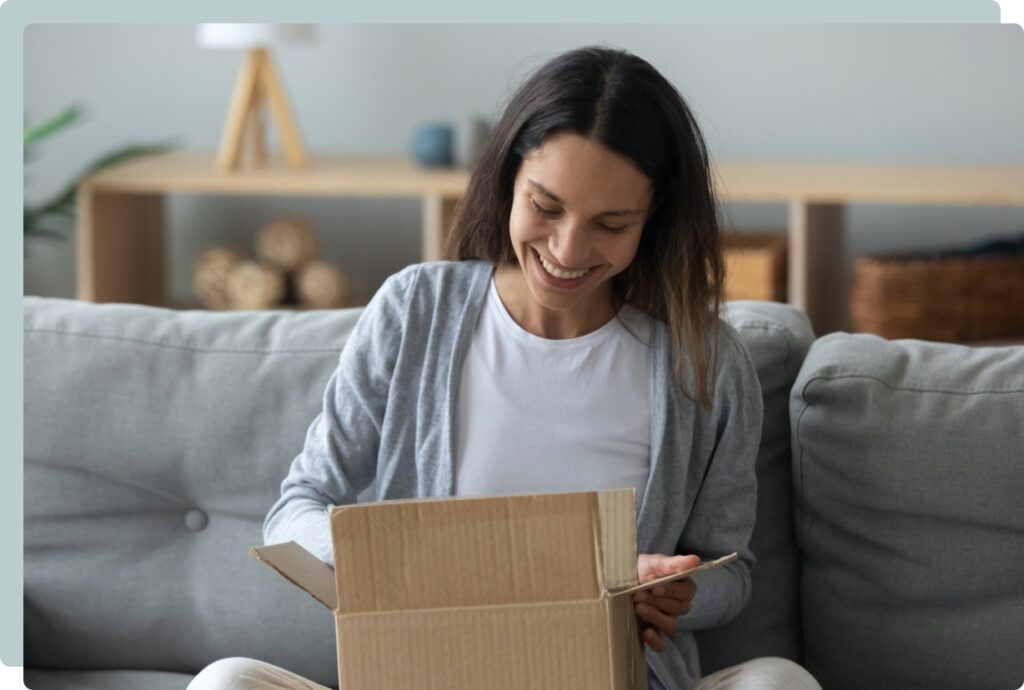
24, 668, 194, 690
791, 333, 1024, 690
24, 298, 359, 684
695, 301, 814, 673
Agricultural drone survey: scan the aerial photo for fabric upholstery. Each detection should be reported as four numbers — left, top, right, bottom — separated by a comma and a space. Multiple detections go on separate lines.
791, 333, 1024, 690
24, 298, 357, 685
24, 669, 195, 690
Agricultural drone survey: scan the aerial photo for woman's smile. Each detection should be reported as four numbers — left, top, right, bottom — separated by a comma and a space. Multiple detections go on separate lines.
532, 247, 596, 285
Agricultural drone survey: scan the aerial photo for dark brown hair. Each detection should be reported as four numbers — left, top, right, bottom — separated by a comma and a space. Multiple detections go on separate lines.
445, 46, 724, 408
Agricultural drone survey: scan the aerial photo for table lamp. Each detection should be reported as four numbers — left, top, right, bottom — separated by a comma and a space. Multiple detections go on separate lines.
198, 23, 315, 173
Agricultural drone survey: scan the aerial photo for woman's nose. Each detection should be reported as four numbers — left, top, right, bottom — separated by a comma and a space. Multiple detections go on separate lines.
548, 221, 590, 268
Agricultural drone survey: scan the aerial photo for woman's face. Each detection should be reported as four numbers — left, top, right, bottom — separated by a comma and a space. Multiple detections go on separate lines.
507, 132, 653, 330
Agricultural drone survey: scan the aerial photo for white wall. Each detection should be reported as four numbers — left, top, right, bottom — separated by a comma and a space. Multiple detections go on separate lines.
23, 24, 1024, 303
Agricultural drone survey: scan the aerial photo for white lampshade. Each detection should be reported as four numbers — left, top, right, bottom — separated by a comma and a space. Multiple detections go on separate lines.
197, 23, 316, 49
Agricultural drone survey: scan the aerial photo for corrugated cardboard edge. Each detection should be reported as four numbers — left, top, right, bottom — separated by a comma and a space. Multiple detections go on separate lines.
596, 489, 638, 591
605, 594, 649, 690
607, 553, 739, 598
250, 541, 338, 611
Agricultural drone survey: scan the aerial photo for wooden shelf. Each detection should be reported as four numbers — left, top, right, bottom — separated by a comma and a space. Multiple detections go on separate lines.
85, 151, 469, 197
77, 151, 1024, 335
715, 161, 1024, 205
88, 152, 1024, 204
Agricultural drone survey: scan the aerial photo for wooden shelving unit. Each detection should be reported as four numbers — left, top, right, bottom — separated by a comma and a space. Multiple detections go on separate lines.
77, 151, 1024, 335
76, 152, 465, 310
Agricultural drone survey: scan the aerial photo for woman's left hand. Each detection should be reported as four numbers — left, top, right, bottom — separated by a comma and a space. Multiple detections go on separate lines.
634, 553, 700, 652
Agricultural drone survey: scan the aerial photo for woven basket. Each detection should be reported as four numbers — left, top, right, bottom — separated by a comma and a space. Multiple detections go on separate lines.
850, 253, 1024, 341
723, 232, 787, 302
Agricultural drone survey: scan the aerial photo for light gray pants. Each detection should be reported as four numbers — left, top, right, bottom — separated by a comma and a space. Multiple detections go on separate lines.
187, 656, 822, 690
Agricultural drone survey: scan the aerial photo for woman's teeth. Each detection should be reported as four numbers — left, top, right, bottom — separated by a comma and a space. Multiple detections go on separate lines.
537, 252, 589, 280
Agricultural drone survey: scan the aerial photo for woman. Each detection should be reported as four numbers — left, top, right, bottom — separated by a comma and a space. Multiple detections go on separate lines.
190, 46, 820, 690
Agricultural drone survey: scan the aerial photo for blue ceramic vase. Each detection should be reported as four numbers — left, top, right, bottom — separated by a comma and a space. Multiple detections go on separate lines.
410, 123, 454, 167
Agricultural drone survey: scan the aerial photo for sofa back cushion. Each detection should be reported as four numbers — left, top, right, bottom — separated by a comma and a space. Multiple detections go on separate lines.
24, 298, 357, 684
695, 301, 814, 673
791, 333, 1024, 690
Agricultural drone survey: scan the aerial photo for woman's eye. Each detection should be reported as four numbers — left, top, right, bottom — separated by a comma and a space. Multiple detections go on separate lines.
529, 198, 560, 218
528, 197, 626, 233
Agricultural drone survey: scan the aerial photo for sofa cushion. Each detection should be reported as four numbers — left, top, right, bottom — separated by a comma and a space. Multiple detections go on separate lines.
695, 301, 814, 673
791, 333, 1024, 690
24, 298, 358, 684
23, 669, 195, 690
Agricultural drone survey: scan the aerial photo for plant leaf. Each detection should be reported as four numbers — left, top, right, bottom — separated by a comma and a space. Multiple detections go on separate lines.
43, 142, 176, 215
28, 227, 67, 242
24, 102, 176, 243
82, 143, 175, 177
24, 105, 83, 148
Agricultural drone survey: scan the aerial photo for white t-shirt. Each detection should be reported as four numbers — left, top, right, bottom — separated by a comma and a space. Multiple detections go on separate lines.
455, 278, 652, 499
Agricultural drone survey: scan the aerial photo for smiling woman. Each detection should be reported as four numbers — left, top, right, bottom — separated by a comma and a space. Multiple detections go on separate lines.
190, 46, 821, 690
447, 46, 724, 407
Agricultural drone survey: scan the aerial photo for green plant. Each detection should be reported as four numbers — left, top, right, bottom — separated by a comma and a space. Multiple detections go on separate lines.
24, 105, 174, 241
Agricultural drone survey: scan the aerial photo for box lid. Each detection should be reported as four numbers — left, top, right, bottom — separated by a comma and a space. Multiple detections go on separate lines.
249, 541, 338, 610
606, 552, 739, 597
330, 490, 636, 614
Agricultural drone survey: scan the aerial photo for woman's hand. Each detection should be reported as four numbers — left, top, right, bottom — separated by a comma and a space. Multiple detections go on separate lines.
634, 553, 700, 652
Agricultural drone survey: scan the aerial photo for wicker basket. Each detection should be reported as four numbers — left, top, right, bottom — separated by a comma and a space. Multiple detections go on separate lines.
850, 253, 1024, 341
723, 232, 787, 302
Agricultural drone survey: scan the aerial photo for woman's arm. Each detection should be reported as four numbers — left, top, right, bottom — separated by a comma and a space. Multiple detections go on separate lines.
262, 266, 419, 566
675, 327, 764, 630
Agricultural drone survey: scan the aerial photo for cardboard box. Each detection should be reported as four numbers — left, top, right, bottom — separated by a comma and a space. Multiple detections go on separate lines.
252, 489, 736, 690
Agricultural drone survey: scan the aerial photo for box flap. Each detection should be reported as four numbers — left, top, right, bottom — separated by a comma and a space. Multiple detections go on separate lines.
607, 552, 739, 598
249, 541, 338, 611
330, 492, 604, 613
597, 489, 638, 591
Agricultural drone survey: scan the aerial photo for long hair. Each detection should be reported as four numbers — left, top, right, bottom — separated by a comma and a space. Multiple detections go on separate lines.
445, 46, 725, 408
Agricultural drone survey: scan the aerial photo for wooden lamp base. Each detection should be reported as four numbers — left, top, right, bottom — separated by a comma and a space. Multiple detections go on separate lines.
217, 47, 308, 173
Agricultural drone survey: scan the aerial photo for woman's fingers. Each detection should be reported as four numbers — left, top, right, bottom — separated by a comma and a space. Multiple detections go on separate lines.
637, 553, 700, 582
635, 599, 680, 635
633, 588, 693, 616
634, 555, 701, 651
642, 625, 667, 652
635, 580, 697, 612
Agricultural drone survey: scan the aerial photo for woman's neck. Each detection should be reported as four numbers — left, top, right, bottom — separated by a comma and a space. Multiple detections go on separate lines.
492, 264, 617, 340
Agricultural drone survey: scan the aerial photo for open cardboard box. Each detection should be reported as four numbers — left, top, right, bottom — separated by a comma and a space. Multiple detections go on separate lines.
251, 489, 736, 690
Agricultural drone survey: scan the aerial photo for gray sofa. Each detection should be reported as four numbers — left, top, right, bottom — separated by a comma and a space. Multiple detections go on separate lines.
23, 293, 1024, 690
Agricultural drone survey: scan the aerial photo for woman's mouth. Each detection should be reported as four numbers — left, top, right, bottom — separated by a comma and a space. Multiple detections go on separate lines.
531, 248, 594, 287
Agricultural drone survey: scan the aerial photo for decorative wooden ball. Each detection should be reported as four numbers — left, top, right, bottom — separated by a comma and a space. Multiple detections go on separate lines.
225, 260, 285, 310
296, 260, 349, 309
193, 247, 242, 310
256, 216, 318, 271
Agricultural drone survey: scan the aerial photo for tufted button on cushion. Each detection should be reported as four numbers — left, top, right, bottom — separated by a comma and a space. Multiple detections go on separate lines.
184, 509, 208, 532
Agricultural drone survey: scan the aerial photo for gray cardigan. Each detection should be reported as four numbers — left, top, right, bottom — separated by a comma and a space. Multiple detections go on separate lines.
264, 259, 763, 690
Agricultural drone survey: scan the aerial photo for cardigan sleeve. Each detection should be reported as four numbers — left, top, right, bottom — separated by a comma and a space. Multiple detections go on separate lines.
674, 324, 763, 630
262, 265, 420, 567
